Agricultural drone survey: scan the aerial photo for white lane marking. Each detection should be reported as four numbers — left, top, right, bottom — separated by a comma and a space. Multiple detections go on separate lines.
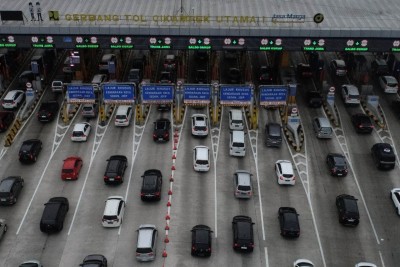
264, 247, 269, 267
285, 111, 327, 267
119, 105, 150, 235
16, 107, 77, 235
67, 110, 115, 235
243, 108, 265, 241
379, 250, 386, 267
212, 106, 222, 238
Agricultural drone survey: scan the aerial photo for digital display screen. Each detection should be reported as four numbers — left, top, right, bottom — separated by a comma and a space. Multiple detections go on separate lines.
187, 45, 211, 50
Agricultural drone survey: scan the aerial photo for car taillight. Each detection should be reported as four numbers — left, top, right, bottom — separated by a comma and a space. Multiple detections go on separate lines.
140, 193, 145, 196
155, 192, 160, 196
153, 134, 157, 138
293, 176, 296, 180
192, 246, 196, 251
344, 169, 348, 173
332, 168, 337, 173
114, 218, 119, 222
279, 176, 284, 180
250, 243, 254, 248
148, 252, 154, 256
164, 132, 169, 137
104, 176, 108, 180
102, 218, 106, 222
206, 247, 211, 252
116, 176, 121, 180
136, 253, 140, 256
234, 243, 239, 247
247, 191, 252, 195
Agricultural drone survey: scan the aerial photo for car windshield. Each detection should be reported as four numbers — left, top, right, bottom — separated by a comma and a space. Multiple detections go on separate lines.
116, 115, 126, 120
155, 121, 167, 129
3, 99, 13, 104
238, 185, 251, 191
232, 142, 244, 148
72, 131, 84, 137
103, 215, 117, 220
334, 156, 346, 166
62, 169, 73, 173
196, 160, 208, 165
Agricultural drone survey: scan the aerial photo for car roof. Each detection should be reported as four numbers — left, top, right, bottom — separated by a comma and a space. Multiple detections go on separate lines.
0, 176, 19, 191
235, 170, 251, 186
104, 196, 124, 215
276, 160, 294, 174
137, 224, 157, 247
63, 157, 80, 168
143, 169, 162, 176
382, 75, 397, 82
343, 84, 359, 93
73, 122, 89, 131
108, 155, 127, 161
5, 90, 23, 98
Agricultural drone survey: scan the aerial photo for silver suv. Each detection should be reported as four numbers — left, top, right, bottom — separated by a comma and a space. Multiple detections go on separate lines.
233, 170, 253, 198
136, 224, 158, 261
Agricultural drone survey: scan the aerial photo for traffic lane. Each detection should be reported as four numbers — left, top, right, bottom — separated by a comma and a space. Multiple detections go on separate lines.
7, 122, 98, 267
257, 110, 324, 266
346, 133, 400, 266
164, 108, 215, 266
58, 115, 137, 266
112, 108, 173, 267
304, 118, 382, 266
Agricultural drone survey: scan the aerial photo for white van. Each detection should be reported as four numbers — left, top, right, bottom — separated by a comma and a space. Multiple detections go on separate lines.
229, 109, 244, 130
229, 130, 246, 157
193, 146, 210, 172
312, 117, 333, 139
115, 105, 133, 126
341, 84, 360, 105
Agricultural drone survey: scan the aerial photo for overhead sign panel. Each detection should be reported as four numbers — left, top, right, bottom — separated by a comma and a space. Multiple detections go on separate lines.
220, 85, 252, 106
259, 85, 288, 106
67, 84, 95, 103
103, 83, 135, 104
183, 85, 211, 104
142, 84, 174, 104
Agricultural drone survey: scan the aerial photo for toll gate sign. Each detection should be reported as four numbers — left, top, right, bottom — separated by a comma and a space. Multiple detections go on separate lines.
259, 86, 288, 106
142, 84, 174, 104
103, 83, 135, 104
67, 85, 95, 103
183, 85, 211, 104
220, 85, 252, 106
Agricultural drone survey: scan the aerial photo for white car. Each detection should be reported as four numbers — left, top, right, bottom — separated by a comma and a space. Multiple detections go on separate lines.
102, 196, 125, 228
191, 114, 208, 137
294, 259, 314, 267
2, 90, 25, 109
71, 122, 91, 142
355, 262, 377, 267
390, 188, 400, 215
275, 160, 296, 185
379, 75, 398, 93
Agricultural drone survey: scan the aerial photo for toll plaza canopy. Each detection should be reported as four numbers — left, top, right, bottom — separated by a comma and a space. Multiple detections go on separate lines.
0, 0, 400, 51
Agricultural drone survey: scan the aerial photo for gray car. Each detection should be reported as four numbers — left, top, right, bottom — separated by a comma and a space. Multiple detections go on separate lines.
0, 218, 7, 240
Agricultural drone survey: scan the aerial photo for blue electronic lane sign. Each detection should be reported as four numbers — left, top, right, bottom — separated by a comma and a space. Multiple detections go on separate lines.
183, 85, 211, 104
103, 83, 135, 103
142, 84, 174, 104
67, 85, 95, 103
259, 86, 288, 106
220, 85, 252, 106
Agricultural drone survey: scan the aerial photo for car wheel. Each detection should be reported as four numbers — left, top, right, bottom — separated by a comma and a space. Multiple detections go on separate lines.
13, 197, 17, 204
4, 224, 7, 232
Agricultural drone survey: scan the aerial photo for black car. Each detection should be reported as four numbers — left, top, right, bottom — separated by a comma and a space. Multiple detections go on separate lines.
195, 69, 207, 84
191, 224, 213, 257
306, 91, 323, 108
157, 104, 171, 112
371, 143, 396, 170
37, 101, 60, 122
19, 139, 42, 163
40, 197, 69, 233
0, 111, 15, 132
103, 155, 127, 184
336, 194, 359, 226
232, 215, 254, 252
159, 71, 172, 83
326, 153, 348, 177
153, 118, 171, 142
80, 254, 108, 267
227, 68, 241, 84
0, 176, 24, 205
278, 207, 300, 238
141, 169, 162, 201
351, 113, 374, 133
259, 66, 274, 85
297, 63, 313, 79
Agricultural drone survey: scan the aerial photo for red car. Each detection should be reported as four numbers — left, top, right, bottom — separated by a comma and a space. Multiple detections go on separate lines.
61, 156, 83, 180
